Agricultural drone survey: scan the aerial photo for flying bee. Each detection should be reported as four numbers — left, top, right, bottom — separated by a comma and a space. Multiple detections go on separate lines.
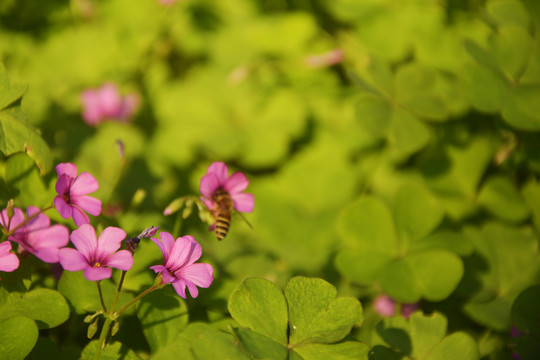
211, 188, 233, 241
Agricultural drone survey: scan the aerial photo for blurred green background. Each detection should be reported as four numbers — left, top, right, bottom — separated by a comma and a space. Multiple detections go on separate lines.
1, 0, 540, 358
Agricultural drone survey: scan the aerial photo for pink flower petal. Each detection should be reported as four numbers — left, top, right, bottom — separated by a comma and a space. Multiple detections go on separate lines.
95, 227, 125, 260
71, 172, 99, 195
199, 174, 219, 198
33, 247, 61, 263
71, 195, 101, 216
200, 197, 215, 211
70, 224, 97, 260
55, 174, 71, 195
32, 225, 70, 250
84, 266, 112, 281
167, 236, 199, 270
178, 263, 214, 288
58, 248, 88, 271
150, 264, 176, 283
172, 279, 188, 299
223, 172, 249, 194
1, 208, 24, 232
0, 241, 19, 272
232, 193, 254, 213
26, 206, 50, 232
207, 162, 228, 185
105, 250, 133, 271
56, 163, 78, 178
185, 280, 199, 298
72, 206, 90, 227
54, 196, 72, 219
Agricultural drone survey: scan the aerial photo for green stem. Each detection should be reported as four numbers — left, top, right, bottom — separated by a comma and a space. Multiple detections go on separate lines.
114, 284, 159, 316
96, 281, 108, 313
6, 205, 54, 235
93, 271, 128, 359
109, 271, 127, 313
94, 317, 113, 360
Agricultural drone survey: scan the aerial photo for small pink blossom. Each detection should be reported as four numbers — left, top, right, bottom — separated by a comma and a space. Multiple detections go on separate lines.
1, 207, 69, 263
58, 224, 133, 281
54, 163, 102, 227
200, 162, 254, 215
0, 241, 19, 276
373, 295, 419, 319
150, 232, 213, 299
81, 83, 139, 126
305, 48, 344, 68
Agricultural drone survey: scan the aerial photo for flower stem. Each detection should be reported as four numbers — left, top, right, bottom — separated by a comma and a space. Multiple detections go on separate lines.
94, 271, 128, 359
94, 316, 113, 360
114, 284, 159, 316
6, 205, 54, 235
96, 281, 108, 313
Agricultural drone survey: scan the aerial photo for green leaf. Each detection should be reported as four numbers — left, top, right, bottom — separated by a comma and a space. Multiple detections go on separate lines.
423, 332, 479, 360
409, 230, 474, 256
394, 64, 450, 121
137, 289, 189, 352
80, 341, 141, 360
407, 250, 463, 302
58, 271, 134, 315
487, 0, 531, 28
387, 109, 431, 161
233, 327, 288, 360
409, 312, 447, 358
511, 285, 540, 335
0, 63, 28, 111
379, 251, 463, 303
151, 339, 194, 360
0, 110, 52, 175
0, 316, 39, 360
228, 277, 288, 345
335, 250, 394, 284
337, 196, 398, 254
461, 62, 510, 113
394, 183, 444, 245
285, 277, 363, 346
502, 85, 540, 131
5, 152, 50, 208
490, 25, 533, 80
179, 323, 251, 360
293, 341, 370, 360
464, 39, 505, 77
0, 289, 69, 329
478, 176, 530, 222
355, 95, 392, 139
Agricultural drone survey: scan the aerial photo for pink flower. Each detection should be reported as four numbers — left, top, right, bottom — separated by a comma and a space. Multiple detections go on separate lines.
54, 163, 102, 227
0, 241, 19, 276
150, 232, 214, 299
58, 224, 133, 281
373, 295, 419, 319
200, 162, 254, 215
2, 206, 69, 263
81, 83, 139, 126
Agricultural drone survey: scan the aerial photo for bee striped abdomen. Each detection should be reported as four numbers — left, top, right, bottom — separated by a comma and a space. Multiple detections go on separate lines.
215, 211, 231, 241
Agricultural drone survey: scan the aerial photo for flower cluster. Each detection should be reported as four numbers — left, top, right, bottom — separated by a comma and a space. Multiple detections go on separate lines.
1, 161, 222, 301
80, 82, 139, 126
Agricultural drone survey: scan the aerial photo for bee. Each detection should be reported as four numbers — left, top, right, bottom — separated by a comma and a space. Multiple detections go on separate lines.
210, 188, 252, 240
211, 188, 234, 241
